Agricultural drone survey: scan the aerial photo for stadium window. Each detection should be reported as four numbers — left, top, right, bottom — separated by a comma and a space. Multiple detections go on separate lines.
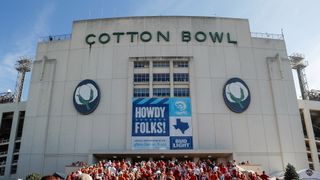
153, 61, 169, 68
134, 74, 149, 82
173, 61, 188, 68
174, 88, 190, 97
173, 73, 189, 82
309, 163, 314, 170
134, 61, 149, 68
153, 88, 170, 97
133, 88, 149, 97
0, 167, 4, 176
153, 73, 170, 82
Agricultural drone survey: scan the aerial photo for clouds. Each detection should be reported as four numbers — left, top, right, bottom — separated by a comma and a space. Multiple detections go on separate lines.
132, 0, 180, 16
131, 0, 220, 16
0, 3, 55, 98
306, 35, 320, 90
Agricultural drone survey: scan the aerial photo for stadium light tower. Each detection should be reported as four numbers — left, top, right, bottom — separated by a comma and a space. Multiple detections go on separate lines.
14, 57, 32, 102
289, 53, 309, 100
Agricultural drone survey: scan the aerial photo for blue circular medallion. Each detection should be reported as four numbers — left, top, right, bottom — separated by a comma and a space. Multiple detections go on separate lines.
73, 79, 100, 115
223, 78, 250, 113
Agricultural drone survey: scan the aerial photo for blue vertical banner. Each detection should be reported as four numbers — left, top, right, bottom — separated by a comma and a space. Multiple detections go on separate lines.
132, 97, 192, 150
169, 98, 193, 150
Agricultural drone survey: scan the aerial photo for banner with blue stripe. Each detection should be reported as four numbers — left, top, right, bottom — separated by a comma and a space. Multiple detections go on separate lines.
132, 98, 193, 150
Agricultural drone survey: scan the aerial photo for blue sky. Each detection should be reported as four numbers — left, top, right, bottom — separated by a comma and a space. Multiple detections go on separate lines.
1, 0, 320, 100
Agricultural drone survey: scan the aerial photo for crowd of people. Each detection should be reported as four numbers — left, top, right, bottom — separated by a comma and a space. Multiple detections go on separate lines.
65, 159, 270, 180
68, 161, 89, 167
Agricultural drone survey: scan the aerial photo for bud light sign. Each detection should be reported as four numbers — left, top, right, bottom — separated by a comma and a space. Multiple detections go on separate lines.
132, 98, 193, 150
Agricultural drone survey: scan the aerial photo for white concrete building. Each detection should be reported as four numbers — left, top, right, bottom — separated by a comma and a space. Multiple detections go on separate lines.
298, 100, 320, 171
0, 16, 310, 178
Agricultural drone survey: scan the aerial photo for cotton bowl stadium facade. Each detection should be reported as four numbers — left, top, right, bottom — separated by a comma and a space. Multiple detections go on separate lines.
1, 16, 311, 178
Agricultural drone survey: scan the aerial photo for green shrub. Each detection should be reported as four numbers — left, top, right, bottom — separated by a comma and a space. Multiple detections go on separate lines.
284, 163, 299, 180
25, 173, 42, 180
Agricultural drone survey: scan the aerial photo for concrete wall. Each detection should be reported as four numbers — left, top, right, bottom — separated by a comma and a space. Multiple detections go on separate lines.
16, 16, 308, 177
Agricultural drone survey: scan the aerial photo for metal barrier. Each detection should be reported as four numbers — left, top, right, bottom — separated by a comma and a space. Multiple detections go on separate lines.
251, 32, 284, 40
39, 34, 71, 43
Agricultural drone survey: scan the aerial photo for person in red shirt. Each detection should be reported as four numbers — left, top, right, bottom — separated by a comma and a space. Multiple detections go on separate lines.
208, 171, 219, 180
189, 171, 197, 180
239, 173, 246, 180
248, 172, 257, 180
167, 170, 175, 180
224, 172, 232, 180
110, 173, 117, 180
120, 161, 127, 171
173, 167, 182, 180
259, 171, 269, 180
220, 166, 227, 174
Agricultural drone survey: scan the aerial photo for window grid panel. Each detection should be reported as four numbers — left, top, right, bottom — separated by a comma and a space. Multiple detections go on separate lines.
173, 73, 189, 82
153, 73, 170, 82
0, 167, 5, 176
153, 61, 170, 68
174, 88, 190, 97
173, 61, 189, 68
134, 61, 149, 68
153, 88, 170, 97
133, 88, 150, 97
134, 74, 150, 82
